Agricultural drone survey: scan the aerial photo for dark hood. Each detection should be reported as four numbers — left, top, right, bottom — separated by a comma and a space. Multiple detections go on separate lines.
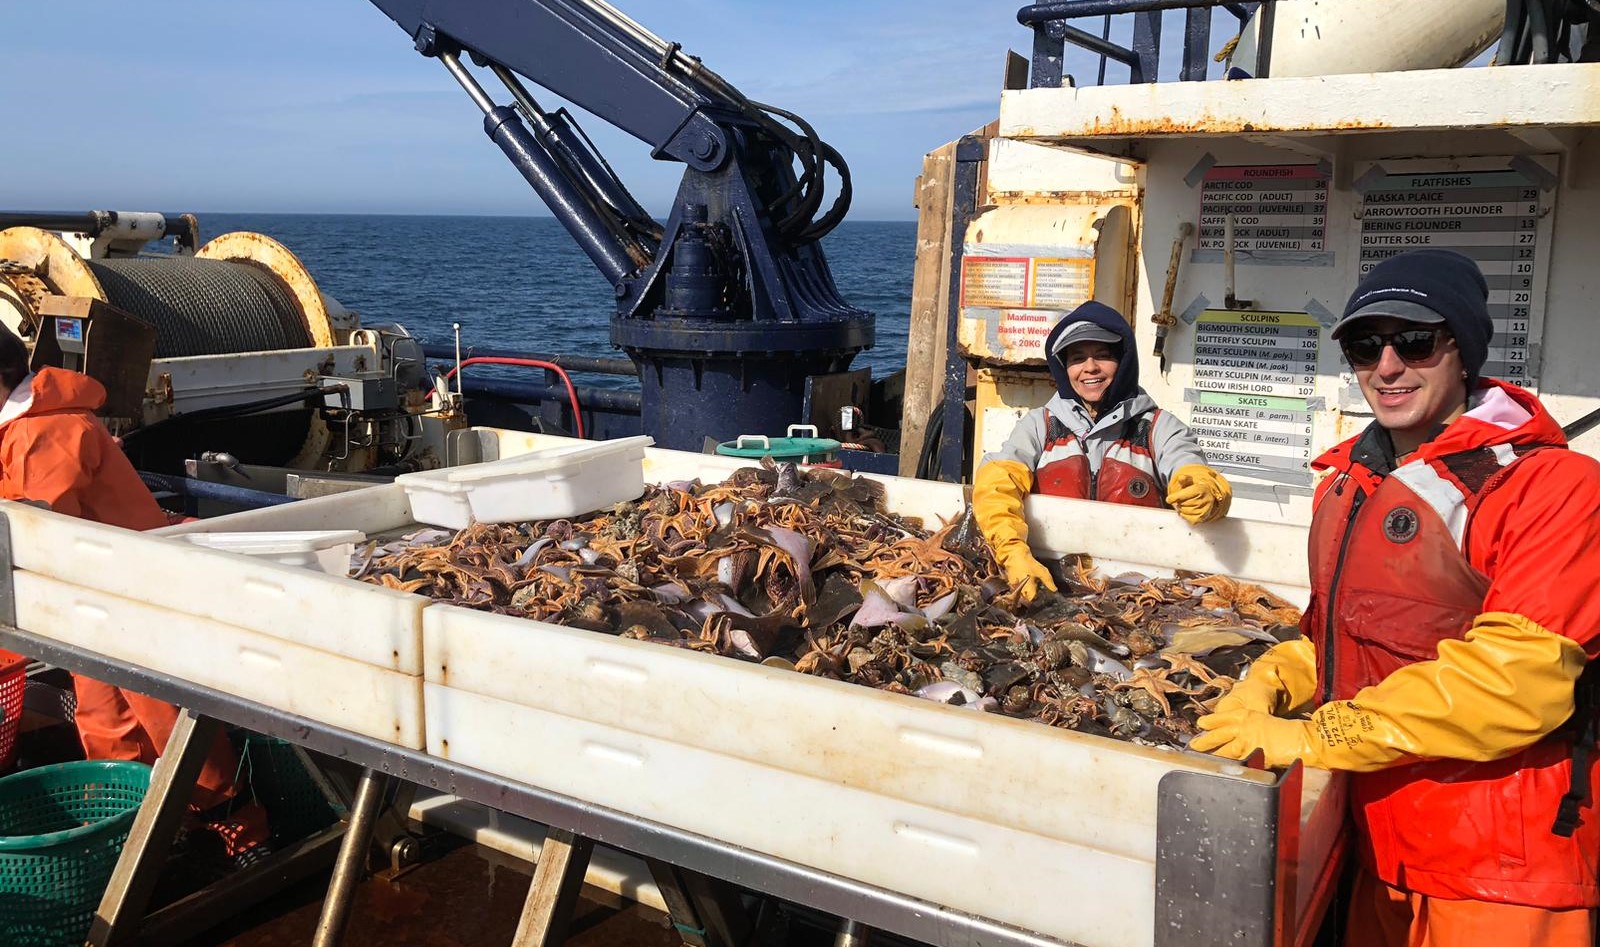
1044, 301, 1139, 408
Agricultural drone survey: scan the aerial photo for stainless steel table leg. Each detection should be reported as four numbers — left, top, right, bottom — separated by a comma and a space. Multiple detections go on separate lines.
510, 826, 595, 947
86, 708, 221, 947
311, 766, 387, 947
835, 918, 875, 947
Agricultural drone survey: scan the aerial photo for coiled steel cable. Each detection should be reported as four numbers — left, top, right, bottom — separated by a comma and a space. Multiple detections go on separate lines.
85, 257, 312, 358
84, 255, 322, 466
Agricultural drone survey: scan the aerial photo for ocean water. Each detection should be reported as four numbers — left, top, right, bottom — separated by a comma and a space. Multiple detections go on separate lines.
198, 214, 915, 390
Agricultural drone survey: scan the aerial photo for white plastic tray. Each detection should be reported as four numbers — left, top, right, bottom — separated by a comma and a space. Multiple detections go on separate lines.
410, 432, 1326, 947
424, 606, 1259, 863
13, 572, 425, 747
424, 604, 1282, 947
4, 501, 425, 673
177, 529, 365, 576
397, 435, 652, 528
426, 680, 1156, 947
156, 479, 416, 537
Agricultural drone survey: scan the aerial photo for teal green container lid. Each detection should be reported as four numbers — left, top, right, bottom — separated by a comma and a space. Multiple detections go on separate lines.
715, 426, 841, 459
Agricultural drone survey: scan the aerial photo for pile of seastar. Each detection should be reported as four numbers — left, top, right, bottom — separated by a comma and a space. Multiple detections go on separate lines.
356, 461, 1300, 748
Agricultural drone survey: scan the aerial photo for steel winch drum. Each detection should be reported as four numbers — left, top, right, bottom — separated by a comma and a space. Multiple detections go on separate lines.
0, 227, 340, 467
83, 256, 312, 357
0, 227, 336, 355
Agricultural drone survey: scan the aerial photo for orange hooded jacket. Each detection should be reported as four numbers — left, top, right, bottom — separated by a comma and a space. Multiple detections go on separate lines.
0, 368, 166, 531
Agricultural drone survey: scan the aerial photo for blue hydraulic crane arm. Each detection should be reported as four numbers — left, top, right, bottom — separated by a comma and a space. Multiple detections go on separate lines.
367, 0, 736, 171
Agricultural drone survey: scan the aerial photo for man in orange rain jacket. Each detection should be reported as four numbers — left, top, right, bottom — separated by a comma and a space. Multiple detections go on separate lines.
0, 328, 270, 864
1191, 250, 1600, 946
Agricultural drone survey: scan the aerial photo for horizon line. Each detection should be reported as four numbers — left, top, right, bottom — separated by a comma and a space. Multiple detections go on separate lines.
2, 208, 918, 225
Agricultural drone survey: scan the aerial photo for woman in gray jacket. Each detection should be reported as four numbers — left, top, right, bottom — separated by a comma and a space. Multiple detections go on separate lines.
973, 301, 1232, 600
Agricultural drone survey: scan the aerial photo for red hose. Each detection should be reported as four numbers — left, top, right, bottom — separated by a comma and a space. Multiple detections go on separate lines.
433, 356, 586, 440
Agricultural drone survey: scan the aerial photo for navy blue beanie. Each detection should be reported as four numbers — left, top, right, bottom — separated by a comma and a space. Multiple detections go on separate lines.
1336, 249, 1493, 385
1043, 301, 1138, 407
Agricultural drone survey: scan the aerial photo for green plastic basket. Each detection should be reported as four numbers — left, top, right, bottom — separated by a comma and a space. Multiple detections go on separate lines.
0, 760, 151, 947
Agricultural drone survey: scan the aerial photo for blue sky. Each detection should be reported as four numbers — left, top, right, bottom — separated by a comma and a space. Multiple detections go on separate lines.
2, 2, 1227, 221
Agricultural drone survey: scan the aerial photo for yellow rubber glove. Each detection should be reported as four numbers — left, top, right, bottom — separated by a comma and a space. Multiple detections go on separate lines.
1166, 464, 1233, 525
1188, 706, 1314, 766
973, 459, 1056, 602
1191, 613, 1586, 771
1209, 638, 1318, 718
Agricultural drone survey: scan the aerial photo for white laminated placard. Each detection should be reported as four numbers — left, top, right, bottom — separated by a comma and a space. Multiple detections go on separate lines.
1356, 156, 1558, 389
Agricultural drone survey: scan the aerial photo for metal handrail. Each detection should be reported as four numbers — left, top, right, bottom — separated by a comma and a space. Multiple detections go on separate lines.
1016, 0, 1266, 88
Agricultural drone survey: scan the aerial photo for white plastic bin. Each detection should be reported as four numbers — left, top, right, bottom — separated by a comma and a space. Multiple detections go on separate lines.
176, 529, 366, 576
396, 435, 652, 528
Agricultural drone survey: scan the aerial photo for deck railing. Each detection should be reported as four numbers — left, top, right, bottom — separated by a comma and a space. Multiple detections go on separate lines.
1016, 0, 1267, 88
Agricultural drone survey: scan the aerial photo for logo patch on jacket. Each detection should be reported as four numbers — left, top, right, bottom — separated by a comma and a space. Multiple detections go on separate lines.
1383, 506, 1419, 543
1128, 478, 1150, 498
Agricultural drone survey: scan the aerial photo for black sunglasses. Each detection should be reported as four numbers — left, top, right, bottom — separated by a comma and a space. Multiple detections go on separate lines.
1340, 327, 1447, 369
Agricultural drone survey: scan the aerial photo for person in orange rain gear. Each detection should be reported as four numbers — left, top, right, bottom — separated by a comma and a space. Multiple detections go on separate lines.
1190, 250, 1600, 947
0, 328, 270, 864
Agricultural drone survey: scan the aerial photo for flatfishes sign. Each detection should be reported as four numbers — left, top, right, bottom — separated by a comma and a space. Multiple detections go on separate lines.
1359, 165, 1551, 388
